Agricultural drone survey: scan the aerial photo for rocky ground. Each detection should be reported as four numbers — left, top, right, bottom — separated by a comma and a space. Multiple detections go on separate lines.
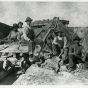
13, 64, 88, 85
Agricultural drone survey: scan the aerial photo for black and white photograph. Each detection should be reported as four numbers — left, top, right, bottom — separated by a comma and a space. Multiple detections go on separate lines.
0, 1, 88, 85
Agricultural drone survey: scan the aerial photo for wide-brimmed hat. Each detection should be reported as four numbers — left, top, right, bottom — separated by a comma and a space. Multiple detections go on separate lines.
18, 21, 23, 25
25, 17, 33, 22
73, 36, 81, 41
11, 23, 19, 28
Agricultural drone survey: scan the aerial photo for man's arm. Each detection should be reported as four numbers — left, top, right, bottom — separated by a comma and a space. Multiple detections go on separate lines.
5, 31, 12, 39
58, 37, 67, 58
63, 37, 67, 48
81, 46, 87, 61
23, 27, 30, 41
68, 45, 75, 55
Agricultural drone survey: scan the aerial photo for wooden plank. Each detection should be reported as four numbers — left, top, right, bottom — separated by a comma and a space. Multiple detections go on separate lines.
0, 44, 28, 53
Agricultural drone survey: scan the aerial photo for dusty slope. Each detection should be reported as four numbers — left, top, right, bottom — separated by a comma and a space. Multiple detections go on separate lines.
13, 65, 88, 85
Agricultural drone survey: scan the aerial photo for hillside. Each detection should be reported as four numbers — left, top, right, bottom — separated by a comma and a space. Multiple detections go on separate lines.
0, 22, 11, 39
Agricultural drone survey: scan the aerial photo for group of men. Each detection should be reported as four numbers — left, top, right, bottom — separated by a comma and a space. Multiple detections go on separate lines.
1, 17, 43, 73
1, 16, 88, 74
5, 17, 36, 58
52, 30, 88, 72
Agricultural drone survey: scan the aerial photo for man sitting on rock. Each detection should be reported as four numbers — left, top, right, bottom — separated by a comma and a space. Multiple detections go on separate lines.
68, 36, 87, 72
40, 30, 68, 73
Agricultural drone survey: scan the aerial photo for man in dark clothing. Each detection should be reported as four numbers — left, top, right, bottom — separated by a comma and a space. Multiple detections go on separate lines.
68, 36, 87, 72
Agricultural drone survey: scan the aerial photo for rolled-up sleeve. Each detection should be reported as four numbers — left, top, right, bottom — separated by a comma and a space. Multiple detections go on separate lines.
23, 27, 30, 41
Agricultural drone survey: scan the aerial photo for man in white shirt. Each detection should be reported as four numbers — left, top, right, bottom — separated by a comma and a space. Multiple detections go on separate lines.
18, 21, 24, 40
22, 17, 43, 64
17, 18, 35, 73
20, 17, 35, 70
18, 21, 23, 32
23, 17, 35, 54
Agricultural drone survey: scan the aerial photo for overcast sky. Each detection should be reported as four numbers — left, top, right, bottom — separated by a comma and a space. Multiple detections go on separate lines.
0, 2, 88, 27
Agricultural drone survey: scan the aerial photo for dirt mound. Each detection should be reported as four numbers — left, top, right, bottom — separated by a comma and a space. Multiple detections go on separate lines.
13, 65, 88, 85
41, 56, 60, 72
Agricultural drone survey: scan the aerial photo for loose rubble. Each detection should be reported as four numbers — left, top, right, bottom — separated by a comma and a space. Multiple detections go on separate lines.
13, 64, 88, 85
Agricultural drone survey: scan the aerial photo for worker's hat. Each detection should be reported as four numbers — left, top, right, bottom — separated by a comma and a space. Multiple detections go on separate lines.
18, 21, 23, 25
11, 23, 19, 28
25, 17, 33, 22
73, 36, 81, 41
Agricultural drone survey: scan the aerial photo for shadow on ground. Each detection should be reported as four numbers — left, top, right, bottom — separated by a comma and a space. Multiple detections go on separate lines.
0, 70, 19, 85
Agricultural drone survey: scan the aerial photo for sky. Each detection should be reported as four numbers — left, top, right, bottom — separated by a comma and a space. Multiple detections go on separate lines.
0, 2, 88, 27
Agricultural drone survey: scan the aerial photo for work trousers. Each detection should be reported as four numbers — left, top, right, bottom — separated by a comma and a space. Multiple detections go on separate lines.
69, 55, 83, 69
52, 43, 61, 56
23, 40, 34, 55
25, 39, 43, 55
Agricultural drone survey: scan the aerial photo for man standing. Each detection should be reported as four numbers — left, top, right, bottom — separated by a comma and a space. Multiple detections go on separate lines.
23, 17, 35, 61
68, 36, 87, 72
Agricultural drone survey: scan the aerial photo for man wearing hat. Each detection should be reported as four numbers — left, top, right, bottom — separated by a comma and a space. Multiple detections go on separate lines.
5, 23, 19, 41
68, 36, 87, 72
23, 17, 35, 62
0, 23, 20, 67
52, 30, 67, 57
